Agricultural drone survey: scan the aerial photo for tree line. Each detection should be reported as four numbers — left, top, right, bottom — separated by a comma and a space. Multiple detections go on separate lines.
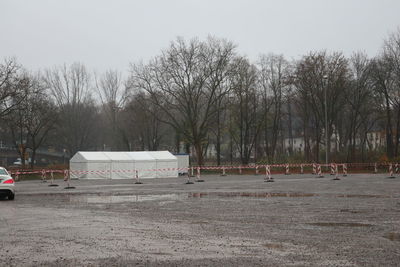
1, 29, 400, 167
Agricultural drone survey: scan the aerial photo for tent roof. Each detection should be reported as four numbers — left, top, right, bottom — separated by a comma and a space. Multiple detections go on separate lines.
147, 151, 177, 161
70, 151, 177, 163
126, 151, 155, 161
70, 151, 111, 162
103, 152, 132, 161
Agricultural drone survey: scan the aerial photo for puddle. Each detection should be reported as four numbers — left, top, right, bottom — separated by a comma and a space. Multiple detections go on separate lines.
308, 222, 372, 227
336, 194, 390, 199
263, 243, 284, 250
384, 232, 400, 241
70, 191, 317, 204
69, 191, 393, 204
190, 221, 209, 224
188, 192, 317, 198
70, 194, 183, 204
339, 209, 366, 214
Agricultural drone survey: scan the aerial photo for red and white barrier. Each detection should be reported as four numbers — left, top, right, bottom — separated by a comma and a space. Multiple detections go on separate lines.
330, 163, 335, 175
342, 164, 347, 177
48, 170, 59, 187
317, 164, 323, 178
185, 169, 194, 184
134, 169, 142, 184
196, 167, 204, 182
41, 169, 47, 182
63, 170, 75, 189
388, 163, 395, 178
285, 164, 290, 175
333, 164, 340, 180
10, 161, 397, 184
264, 165, 273, 182
63, 170, 69, 181
221, 167, 227, 176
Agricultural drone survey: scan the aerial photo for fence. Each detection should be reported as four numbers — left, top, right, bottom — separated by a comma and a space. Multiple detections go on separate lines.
9, 162, 398, 180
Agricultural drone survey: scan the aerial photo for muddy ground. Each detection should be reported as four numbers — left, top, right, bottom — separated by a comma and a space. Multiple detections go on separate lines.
0, 173, 399, 266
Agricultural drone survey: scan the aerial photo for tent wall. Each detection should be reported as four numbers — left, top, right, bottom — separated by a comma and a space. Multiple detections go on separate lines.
70, 152, 111, 179
110, 162, 134, 179
69, 162, 86, 179
147, 151, 178, 178
104, 152, 134, 179
85, 162, 112, 179
70, 151, 177, 179
126, 152, 157, 179
175, 154, 189, 175
70, 162, 111, 179
135, 160, 157, 178
155, 161, 178, 178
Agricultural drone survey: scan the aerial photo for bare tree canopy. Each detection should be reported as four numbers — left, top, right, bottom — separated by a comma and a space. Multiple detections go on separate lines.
128, 37, 236, 165
44, 63, 99, 155
3, 29, 400, 167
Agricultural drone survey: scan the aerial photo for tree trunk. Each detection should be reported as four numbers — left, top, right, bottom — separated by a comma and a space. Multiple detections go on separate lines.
30, 149, 36, 169
385, 98, 394, 158
395, 106, 400, 157
287, 97, 293, 156
194, 141, 204, 166
216, 108, 221, 166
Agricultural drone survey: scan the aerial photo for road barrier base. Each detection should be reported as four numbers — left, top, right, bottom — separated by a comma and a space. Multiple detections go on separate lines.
48, 184, 59, 187
135, 181, 143, 184
185, 181, 194, 184
333, 177, 341, 180
64, 186, 76, 189
196, 179, 205, 182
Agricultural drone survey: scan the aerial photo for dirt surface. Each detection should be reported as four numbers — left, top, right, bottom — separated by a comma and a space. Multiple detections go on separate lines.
1, 173, 400, 266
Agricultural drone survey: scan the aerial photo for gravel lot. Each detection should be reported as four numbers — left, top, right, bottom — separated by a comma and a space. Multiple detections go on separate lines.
1, 173, 399, 266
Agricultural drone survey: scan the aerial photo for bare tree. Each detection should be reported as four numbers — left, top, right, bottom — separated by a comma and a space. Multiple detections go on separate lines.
342, 52, 375, 161
44, 63, 99, 155
129, 37, 236, 165
382, 28, 400, 157
370, 57, 396, 158
121, 91, 167, 151
295, 51, 348, 162
0, 58, 28, 119
258, 54, 289, 162
229, 57, 261, 164
3, 72, 52, 167
95, 69, 128, 150
24, 75, 57, 168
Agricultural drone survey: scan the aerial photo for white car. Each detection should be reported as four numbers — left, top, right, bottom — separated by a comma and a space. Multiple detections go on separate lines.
0, 167, 15, 200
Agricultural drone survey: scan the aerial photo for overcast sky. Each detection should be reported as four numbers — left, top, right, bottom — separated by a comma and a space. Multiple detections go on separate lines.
1, 0, 400, 73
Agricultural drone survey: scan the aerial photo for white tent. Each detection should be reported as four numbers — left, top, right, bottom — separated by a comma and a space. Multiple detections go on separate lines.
126, 151, 157, 179
70, 151, 178, 179
147, 151, 178, 178
103, 152, 134, 179
175, 154, 189, 175
70, 152, 111, 179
